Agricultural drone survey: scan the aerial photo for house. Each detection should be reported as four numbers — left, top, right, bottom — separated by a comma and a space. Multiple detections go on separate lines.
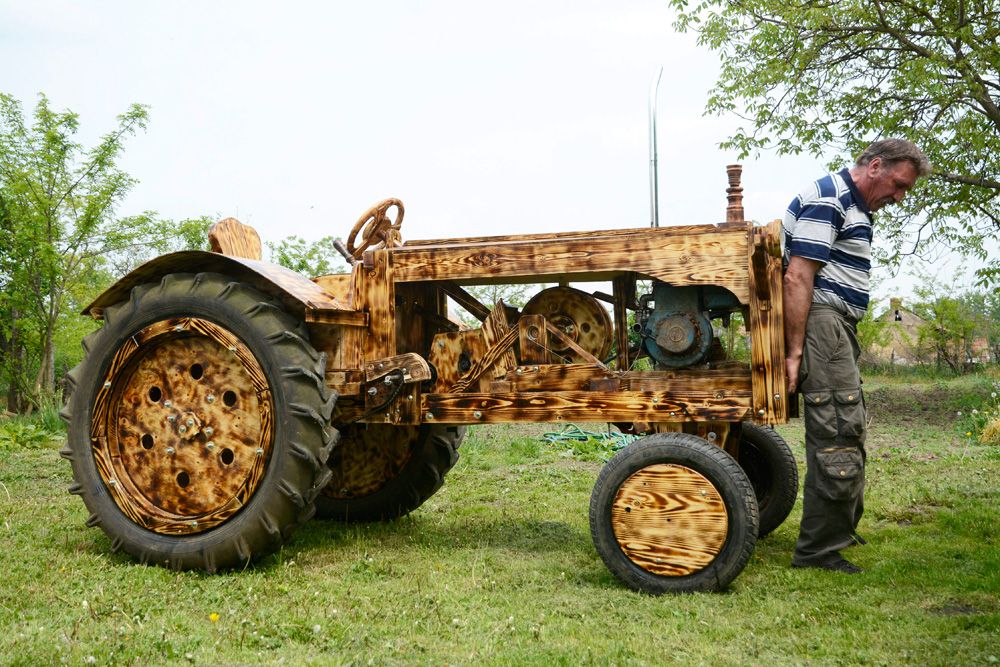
869, 297, 924, 365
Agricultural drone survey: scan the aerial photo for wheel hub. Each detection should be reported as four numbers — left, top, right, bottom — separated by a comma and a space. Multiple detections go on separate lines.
93, 318, 274, 534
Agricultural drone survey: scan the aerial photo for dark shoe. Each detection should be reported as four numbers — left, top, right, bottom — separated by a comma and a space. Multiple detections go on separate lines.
792, 555, 863, 574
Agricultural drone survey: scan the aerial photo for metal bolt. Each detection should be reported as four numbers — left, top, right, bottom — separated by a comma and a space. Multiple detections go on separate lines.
707, 432, 717, 442
670, 412, 676, 417
108, 479, 118, 487
473, 410, 483, 419
652, 398, 659, 404
758, 409, 766, 417
700, 489, 707, 497
164, 400, 172, 408
186, 418, 194, 426
367, 387, 378, 396
774, 394, 781, 401
255, 448, 264, 456
437, 340, 445, 349
405, 395, 412, 401
189, 520, 198, 528
206, 441, 215, 450
174, 325, 184, 332
426, 413, 435, 420
206, 394, 215, 403
377, 363, 383, 370
384, 376, 393, 385
179, 426, 187, 434
515, 368, 523, 375
103, 381, 112, 389
228, 346, 237, 352
166, 447, 175, 455
167, 415, 176, 423
204, 427, 213, 436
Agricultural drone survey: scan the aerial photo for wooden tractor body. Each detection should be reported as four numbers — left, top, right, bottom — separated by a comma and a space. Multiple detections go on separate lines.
62, 166, 797, 593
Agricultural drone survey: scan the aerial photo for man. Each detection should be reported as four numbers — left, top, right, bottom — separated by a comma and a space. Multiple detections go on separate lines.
783, 139, 930, 573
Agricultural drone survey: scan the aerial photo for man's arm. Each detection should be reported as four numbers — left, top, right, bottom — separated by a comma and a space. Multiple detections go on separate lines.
784, 256, 822, 393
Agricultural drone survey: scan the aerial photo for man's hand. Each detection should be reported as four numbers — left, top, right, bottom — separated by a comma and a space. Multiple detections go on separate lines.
786, 356, 801, 394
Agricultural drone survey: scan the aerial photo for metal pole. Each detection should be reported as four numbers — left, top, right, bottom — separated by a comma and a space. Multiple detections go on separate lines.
648, 67, 663, 227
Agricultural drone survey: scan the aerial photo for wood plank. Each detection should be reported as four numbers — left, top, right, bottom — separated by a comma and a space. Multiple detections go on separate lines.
747, 219, 788, 424
421, 391, 751, 424
427, 330, 487, 393
518, 314, 549, 364
358, 249, 395, 362
544, 320, 607, 368
390, 227, 751, 304
496, 364, 752, 394
403, 224, 731, 248
611, 463, 728, 577
303, 310, 369, 326
439, 281, 491, 322
312, 273, 354, 306
481, 301, 518, 380
613, 274, 633, 371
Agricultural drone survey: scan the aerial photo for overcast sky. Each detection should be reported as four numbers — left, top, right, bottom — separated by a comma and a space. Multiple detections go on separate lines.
0, 1, 985, 302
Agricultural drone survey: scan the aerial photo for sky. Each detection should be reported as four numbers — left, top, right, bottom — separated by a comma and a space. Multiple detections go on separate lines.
0, 1, 987, 305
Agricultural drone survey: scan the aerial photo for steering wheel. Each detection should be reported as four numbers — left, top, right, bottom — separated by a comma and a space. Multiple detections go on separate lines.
346, 198, 404, 260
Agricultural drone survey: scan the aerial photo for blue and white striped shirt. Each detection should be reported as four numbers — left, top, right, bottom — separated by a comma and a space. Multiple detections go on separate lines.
782, 169, 872, 321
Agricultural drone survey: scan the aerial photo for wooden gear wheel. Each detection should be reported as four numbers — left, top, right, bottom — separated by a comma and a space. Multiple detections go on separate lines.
521, 286, 613, 363
346, 198, 404, 260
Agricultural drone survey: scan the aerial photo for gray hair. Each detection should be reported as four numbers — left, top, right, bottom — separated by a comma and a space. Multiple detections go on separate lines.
856, 139, 931, 176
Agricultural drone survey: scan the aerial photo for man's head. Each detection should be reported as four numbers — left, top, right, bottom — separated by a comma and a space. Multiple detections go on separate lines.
850, 139, 931, 212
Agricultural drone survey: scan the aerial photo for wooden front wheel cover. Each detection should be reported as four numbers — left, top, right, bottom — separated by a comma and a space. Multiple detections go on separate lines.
611, 463, 728, 576
346, 198, 404, 260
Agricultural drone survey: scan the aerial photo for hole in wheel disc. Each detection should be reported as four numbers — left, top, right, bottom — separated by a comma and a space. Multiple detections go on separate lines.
148, 386, 162, 402
176, 471, 190, 488
189, 363, 203, 380
141, 434, 154, 449
220, 448, 234, 465
223, 390, 237, 407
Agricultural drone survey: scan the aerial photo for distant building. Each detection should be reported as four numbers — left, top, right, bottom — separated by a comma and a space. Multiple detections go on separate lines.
869, 297, 993, 366
869, 298, 925, 365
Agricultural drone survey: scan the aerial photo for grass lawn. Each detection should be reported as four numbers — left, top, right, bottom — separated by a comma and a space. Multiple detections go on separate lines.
1, 375, 998, 665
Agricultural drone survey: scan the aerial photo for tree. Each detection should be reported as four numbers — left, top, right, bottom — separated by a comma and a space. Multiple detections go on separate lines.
266, 235, 349, 277
669, 0, 1000, 284
0, 93, 207, 410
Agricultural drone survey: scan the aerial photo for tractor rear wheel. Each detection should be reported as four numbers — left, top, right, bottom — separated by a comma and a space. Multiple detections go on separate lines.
60, 273, 338, 571
314, 423, 464, 522
736, 423, 798, 538
589, 432, 758, 593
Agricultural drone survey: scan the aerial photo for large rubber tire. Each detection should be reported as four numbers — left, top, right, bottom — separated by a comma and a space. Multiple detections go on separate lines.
60, 273, 338, 571
590, 432, 758, 593
737, 422, 798, 538
314, 424, 464, 522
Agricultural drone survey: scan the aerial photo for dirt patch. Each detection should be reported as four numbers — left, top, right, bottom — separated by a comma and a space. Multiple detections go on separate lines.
928, 603, 980, 616
865, 384, 960, 426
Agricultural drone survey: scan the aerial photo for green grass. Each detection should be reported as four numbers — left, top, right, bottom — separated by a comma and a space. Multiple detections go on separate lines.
1, 377, 998, 665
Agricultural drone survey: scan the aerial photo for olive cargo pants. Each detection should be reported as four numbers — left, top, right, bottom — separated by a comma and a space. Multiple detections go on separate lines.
793, 304, 867, 565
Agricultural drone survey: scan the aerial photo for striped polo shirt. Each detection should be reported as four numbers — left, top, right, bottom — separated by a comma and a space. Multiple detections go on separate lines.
782, 168, 872, 321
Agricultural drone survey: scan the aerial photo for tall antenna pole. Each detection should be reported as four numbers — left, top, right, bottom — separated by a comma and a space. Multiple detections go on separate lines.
648, 66, 663, 228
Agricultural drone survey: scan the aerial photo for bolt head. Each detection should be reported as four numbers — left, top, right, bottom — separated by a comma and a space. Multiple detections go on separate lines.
103, 381, 112, 389
206, 441, 215, 450
426, 413, 435, 420
164, 400, 172, 408
189, 520, 198, 527
473, 410, 483, 419
652, 398, 659, 404
179, 426, 187, 434
206, 394, 215, 403
255, 448, 264, 456
367, 387, 378, 396
166, 447, 175, 455
167, 415, 176, 423
384, 376, 393, 385
108, 479, 117, 486
204, 427, 213, 436
186, 418, 194, 426
758, 409, 766, 417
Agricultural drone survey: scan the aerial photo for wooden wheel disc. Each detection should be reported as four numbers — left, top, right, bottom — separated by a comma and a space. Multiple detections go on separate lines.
94, 318, 273, 535
322, 424, 420, 499
611, 463, 729, 577
521, 286, 613, 363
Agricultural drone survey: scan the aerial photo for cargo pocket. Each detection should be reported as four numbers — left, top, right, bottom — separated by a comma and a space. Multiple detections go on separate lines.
833, 388, 865, 440
815, 447, 864, 501
803, 391, 836, 438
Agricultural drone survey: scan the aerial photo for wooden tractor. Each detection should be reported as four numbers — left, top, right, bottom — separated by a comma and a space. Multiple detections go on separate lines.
61, 165, 797, 593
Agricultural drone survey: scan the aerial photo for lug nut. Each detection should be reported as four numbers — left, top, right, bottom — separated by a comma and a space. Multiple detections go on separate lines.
204, 427, 213, 436
206, 394, 215, 403
167, 415, 176, 423
179, 426, 187, 434
186, 418, 194, 426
